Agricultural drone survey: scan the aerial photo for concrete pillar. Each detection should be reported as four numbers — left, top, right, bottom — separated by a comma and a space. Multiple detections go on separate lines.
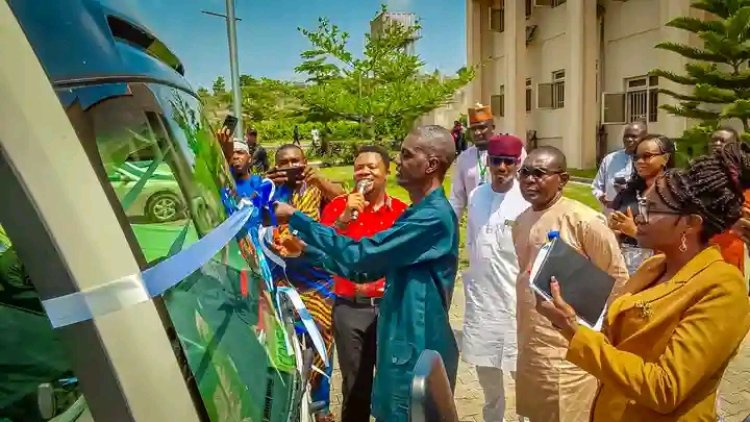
504, 0, 526, 138
659, 0, 692, 138
566, 0, 598, 168
466, 0, 483, 104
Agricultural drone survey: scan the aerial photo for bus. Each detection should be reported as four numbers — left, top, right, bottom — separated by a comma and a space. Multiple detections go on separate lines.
0, 0, 313, 420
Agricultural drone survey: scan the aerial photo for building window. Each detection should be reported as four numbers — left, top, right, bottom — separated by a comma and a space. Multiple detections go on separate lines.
490, 5, 504, 33
491, 85, 505, 117
626, 75, 659, 123
552, 70, 565, 109
552, 0, 567, 6
525, 78, 532, 112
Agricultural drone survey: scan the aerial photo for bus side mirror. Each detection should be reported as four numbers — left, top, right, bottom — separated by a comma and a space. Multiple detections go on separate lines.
409, 349, 458, 422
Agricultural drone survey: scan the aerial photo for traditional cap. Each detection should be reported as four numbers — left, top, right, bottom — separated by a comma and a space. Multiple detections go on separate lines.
487, 134, 523, 158
468, 103, 493, 124
233, 140, 250, 154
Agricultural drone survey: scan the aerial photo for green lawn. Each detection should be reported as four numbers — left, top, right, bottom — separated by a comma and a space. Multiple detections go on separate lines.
319, 165, 599, 268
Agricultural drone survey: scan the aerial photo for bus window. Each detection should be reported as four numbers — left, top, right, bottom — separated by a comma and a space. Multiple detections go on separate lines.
58, 82, 299, 421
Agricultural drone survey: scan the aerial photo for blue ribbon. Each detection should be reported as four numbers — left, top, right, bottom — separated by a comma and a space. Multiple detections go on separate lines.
142, 201, 254, 297
221, 176, 278, 294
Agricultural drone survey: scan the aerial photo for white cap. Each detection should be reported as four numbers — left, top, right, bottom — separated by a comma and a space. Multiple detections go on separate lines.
233, 140, 250, 154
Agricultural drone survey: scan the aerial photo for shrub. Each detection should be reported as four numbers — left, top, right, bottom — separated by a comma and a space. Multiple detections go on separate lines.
250, 120, 362, 142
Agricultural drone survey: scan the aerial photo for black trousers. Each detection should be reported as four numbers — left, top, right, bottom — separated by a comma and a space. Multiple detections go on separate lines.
333, 299, 378, 422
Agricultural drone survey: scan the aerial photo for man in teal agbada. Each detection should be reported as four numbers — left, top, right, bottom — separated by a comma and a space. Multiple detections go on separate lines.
274, 125, 459, 421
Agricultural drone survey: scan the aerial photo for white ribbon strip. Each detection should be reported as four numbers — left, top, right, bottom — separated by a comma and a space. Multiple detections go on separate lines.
276, 286, 329, 368
41, 273, 149, 328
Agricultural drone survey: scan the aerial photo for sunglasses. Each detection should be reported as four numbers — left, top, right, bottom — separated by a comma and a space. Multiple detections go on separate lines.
518, 166, 563, 179
636, 195, 682, 223
489, 156, 518, 166
633, 152, 666, 161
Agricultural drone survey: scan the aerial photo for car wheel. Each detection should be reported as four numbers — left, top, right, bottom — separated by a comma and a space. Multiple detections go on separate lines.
145, 192, 181, 223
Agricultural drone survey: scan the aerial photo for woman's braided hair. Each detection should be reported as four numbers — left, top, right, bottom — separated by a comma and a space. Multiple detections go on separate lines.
656, 141, 750, 242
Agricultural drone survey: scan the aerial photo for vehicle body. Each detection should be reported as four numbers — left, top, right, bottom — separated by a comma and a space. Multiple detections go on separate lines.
109, 161, 184, 223
0, 0, 310, 420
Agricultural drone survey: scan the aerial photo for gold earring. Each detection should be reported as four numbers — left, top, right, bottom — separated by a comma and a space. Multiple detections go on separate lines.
679, 232, 688, 253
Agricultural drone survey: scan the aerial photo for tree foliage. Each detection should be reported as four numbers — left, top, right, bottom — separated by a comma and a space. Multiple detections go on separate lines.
295, 5, 474, 141
212, 76, 226, 96
652, 0, 750, 147
202, 75, 306, 125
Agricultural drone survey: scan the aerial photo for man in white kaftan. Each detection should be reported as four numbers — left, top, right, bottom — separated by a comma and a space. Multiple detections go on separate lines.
462, 135, 529, 422
450, 104, 526, 220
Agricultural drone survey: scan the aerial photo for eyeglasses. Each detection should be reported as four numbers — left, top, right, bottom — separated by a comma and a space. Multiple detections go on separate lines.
636, 195, 682, 223
518, 166, 563, 180
489, 156, 518, 166
633, 152, 666, 161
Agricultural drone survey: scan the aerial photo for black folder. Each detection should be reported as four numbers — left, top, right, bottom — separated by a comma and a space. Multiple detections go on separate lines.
529, 238, 615, 329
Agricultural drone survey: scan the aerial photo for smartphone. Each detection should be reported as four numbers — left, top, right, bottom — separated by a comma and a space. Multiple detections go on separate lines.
222, 115, 239, 136
278, 166, 305, 187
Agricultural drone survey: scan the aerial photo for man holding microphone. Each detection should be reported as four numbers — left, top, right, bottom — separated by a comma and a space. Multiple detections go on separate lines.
319, 145, 407, 421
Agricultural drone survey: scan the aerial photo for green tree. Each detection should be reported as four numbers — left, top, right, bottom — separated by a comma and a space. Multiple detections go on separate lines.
238, 75, 306, 122
651, 0, 750, 154
212, 76, 226, 96
295, 6, 474, 141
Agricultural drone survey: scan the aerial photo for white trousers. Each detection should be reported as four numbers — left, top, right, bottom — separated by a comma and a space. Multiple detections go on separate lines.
476, 366, 516, 422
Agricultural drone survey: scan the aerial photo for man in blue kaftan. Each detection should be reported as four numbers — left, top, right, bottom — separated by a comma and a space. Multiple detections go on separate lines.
273, 125, 460, 421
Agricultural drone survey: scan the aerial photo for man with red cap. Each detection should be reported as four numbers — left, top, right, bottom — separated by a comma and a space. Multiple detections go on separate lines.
450, 104, 526, 220
461, 134, 530, 421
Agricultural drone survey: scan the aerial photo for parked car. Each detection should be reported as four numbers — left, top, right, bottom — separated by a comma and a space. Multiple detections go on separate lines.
108, 161, 184, 223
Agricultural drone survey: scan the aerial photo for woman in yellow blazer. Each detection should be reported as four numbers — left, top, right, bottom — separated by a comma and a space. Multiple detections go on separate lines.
537, 142, 750, 421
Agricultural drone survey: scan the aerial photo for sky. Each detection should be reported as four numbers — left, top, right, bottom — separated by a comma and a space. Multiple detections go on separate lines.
110, 0, 466, 90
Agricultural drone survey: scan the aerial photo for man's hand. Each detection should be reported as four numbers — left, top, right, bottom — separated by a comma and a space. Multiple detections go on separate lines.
303, 165, 321, 186
274, 234, 305, 258
274, 201, 297, 224
339, 192, 369, 223
216, 127, 232, 146
266, 167, 288, 186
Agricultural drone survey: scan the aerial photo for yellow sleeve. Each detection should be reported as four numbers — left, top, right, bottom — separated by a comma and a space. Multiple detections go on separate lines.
566, 275, 750, 414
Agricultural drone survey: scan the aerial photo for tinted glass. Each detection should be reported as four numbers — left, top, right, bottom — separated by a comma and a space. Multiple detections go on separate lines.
0, 224, 88, 421
59, 82, 299, 420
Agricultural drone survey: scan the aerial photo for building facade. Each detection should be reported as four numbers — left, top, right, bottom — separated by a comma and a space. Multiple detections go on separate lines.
371, 11, 421, 56
466, 0, 704, 168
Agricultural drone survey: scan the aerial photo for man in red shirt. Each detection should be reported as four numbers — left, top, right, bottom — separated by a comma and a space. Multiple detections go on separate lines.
319, 145, 407, 421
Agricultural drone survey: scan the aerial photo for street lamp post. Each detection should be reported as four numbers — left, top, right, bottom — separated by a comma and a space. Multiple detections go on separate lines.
202, 0, 244, 138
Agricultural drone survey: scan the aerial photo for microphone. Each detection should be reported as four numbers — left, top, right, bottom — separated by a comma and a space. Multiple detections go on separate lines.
351, 179, 372, 221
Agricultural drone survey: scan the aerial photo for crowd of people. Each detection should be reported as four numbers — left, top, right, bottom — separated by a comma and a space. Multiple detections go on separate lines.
218, 103, 750, 422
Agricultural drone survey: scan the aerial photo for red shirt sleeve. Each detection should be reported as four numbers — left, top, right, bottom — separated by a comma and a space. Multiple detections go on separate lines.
320, 196, 345, 227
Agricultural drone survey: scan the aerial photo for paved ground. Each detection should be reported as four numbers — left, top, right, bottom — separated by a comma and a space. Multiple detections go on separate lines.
328, 281, 750, 421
